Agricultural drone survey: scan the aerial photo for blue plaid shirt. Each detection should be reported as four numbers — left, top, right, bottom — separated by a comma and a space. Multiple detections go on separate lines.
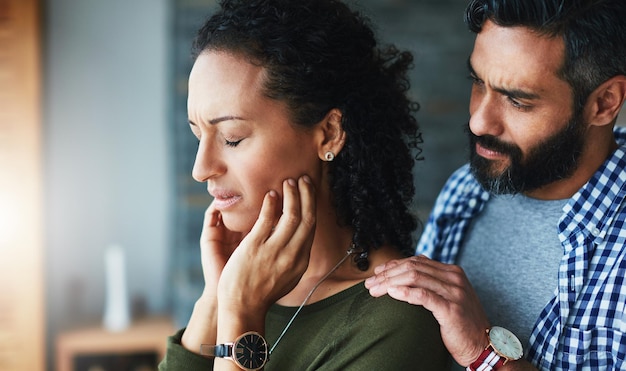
417, 127, 626, 370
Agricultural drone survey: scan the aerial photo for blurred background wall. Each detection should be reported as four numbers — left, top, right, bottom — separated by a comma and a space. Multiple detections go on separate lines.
43, 0, 171, 368
39, 0, 526, 369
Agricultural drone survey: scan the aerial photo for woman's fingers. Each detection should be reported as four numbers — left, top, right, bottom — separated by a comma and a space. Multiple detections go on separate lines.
294, 175, 317, 239
245, 189, 279, 244
269, 178, 303, 246
219, 175, 317, 309
248, 176, 316, 251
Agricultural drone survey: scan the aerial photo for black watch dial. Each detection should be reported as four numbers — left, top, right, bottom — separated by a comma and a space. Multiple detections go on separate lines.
233, 331, 269, 370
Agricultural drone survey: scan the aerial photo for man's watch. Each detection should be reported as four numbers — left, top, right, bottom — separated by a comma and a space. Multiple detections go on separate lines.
200, 331, 269, 371
467, 326, 523, 371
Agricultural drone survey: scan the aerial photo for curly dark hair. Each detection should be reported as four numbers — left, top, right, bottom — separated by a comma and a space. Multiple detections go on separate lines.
465, 0, 626, 115
192, 0, 422, 264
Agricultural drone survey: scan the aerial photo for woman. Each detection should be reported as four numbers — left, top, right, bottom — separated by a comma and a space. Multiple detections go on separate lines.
159, 0, 449, 370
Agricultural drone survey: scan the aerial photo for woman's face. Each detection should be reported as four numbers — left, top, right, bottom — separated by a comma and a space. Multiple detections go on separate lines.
187, 51, 321, 233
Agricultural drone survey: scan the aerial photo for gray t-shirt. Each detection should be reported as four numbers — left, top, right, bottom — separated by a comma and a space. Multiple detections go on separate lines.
459, 194, 565, 350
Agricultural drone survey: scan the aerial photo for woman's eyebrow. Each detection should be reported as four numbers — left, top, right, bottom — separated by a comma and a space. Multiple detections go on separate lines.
187, 116, 245, 126
209, 115, 244, 125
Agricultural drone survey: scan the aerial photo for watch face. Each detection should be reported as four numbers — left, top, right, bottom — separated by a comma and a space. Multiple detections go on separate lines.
489, 326, 524, 360
233, 332, 269, 370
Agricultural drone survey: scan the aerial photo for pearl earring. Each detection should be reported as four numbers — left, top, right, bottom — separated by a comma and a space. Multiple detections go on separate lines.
324, 151, 335, 161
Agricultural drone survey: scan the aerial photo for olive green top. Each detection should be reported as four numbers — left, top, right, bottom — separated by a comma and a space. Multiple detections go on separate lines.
159, 282, 450, 370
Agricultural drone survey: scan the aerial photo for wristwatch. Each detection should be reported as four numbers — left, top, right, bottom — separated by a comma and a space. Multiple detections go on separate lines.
467, 326, 523, 371
200, 331, 269, 371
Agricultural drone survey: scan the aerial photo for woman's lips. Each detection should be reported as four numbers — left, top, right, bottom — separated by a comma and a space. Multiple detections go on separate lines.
209, 189, 242, 210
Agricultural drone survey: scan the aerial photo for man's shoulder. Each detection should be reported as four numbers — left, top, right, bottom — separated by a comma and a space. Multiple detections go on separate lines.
436, 164, 488, 207
614, 125, 626, 144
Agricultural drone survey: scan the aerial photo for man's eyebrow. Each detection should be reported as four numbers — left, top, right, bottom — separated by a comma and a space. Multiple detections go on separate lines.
467, 57, 540, 100
495, 86, 540, 100
188, 116, 244, 126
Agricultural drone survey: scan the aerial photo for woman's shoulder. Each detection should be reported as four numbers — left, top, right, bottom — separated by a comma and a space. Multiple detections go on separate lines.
349, 282, 437, 326
267, 282, 450, 370
341, 282, 451, 369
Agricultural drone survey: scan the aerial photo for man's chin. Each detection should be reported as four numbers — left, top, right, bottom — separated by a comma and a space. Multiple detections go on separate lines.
471, 156, 510, 177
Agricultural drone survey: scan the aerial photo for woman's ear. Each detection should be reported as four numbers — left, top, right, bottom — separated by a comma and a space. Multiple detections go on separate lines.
584, 75, 626, 127
316, 108, 346, 161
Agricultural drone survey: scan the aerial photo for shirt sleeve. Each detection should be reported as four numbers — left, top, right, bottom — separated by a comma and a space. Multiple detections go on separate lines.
158, 328, 214, 371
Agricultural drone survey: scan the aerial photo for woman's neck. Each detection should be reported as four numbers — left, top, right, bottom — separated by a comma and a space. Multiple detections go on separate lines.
275, 210, 405, 306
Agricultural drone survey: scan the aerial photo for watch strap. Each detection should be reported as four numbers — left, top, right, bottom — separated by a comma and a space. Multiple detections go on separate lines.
200, 343, 233, 358
467, 345, 505, 371
200, 331, 268, 371
214, 343, 231, 358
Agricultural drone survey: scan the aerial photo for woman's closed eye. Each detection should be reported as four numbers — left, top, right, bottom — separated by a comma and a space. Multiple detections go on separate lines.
224, 138, 243, 147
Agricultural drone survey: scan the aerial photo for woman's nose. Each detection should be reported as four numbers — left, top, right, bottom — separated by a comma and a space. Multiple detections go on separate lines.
192, 139, 225, 182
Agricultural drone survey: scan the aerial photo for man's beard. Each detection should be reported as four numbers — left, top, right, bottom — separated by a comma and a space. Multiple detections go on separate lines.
468, 114, 586, 195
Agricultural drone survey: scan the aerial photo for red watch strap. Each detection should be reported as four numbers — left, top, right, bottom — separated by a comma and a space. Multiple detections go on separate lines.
467, 346, 506, 371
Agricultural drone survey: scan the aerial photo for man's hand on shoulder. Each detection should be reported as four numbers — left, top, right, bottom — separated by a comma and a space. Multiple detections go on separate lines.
365, 255, 491, 366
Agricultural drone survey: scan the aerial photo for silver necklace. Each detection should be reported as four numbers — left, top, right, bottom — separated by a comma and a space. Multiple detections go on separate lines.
269, 247, 356, 354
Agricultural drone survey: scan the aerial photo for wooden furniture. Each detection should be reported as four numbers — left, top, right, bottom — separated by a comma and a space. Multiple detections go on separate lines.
0, 0, 45, 370
56, 317, 176, 371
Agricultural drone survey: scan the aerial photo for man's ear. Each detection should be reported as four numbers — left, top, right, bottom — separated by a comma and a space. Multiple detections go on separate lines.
316, 108, 346, 161
584, 75, 626, 127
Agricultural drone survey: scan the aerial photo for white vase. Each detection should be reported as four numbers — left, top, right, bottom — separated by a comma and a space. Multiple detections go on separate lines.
103, 244, 131, 332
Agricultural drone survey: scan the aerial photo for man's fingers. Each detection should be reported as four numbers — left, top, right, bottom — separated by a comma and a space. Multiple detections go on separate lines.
367, 258, 471, 305
369, 256, 464, 286
372, 259, 401, 275
387, 284, 435, 307
367, 267, 437, 298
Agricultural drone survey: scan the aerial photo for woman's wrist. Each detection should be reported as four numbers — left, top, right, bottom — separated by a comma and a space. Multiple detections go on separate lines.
181, 296, 218, 354
216, 303, 266, 343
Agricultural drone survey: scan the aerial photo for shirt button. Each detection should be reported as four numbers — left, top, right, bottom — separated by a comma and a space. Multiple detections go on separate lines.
592, 227, 600, 236
468, 198, 477, 208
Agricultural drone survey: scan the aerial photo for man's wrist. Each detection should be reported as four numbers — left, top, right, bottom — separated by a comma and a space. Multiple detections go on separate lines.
466, 344, 505, 371
463, 329, 491, 367
466, 327, 524, 371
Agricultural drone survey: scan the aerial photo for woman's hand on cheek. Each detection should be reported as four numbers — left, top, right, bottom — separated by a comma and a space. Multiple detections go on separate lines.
199, 202, 244, 299
218, 175, 317, 313
181, 203, 245, 353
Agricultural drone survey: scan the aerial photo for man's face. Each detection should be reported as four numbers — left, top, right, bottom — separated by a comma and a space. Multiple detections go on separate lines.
467, 20, 586, 197
468, 114, 585, 194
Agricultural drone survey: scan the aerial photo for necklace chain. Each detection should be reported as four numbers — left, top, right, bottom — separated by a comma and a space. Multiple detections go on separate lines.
269, 247, 355, 354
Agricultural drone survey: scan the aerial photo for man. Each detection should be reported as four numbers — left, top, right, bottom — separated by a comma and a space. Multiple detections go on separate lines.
366, 0, 626, 370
